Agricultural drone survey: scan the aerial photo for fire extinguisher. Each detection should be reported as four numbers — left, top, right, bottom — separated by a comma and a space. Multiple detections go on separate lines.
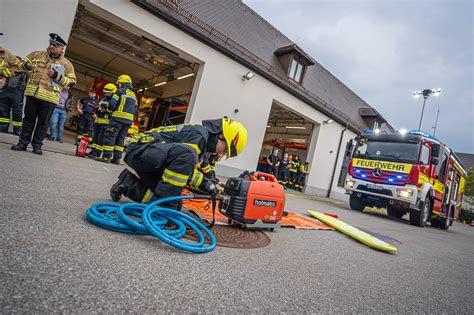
76, 136, 89, 157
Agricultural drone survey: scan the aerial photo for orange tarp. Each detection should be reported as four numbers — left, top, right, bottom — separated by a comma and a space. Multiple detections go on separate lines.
181, 190, 332, 230
282, 212, 332, 230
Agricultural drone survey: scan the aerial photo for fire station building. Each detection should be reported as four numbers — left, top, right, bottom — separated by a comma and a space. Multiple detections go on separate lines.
2, 0, 392, 200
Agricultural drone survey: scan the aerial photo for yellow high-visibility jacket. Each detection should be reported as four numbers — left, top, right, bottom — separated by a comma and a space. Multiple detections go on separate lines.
19, 51, 76, 105
0, 47, 20, 78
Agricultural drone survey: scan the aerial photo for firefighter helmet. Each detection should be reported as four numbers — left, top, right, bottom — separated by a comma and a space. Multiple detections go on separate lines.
103, 83, 117, 94
222, 117, 247, 157
116, 74, 132, 84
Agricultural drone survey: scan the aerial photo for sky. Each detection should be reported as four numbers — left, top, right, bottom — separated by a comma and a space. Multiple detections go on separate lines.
244, 0, 474, 153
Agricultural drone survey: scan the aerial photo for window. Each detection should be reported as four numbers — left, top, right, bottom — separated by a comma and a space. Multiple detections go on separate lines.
353, 141, 420, 163
419, 144, 430, 165
288, 59, 304, 82
436, 152, 449, 182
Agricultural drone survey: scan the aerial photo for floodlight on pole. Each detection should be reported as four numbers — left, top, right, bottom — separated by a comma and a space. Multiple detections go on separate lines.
412, 88, 441, 130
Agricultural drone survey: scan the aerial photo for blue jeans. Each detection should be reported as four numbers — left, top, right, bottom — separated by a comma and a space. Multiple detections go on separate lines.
50, 107, 68, 140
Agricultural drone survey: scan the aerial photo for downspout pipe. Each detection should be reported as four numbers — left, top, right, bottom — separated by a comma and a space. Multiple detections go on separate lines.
326, 122, 348, 198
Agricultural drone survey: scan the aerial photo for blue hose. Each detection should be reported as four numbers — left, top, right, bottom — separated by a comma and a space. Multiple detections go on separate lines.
86, 195, 216, 253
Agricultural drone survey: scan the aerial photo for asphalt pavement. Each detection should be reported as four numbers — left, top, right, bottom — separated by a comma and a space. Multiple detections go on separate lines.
1, 133, 473, 313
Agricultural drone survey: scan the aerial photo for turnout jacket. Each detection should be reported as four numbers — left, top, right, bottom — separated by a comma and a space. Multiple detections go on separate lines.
299, 163, 310, 174
129, 124, 212, 190
0, 47, 20, 79
109, 87, 137, 124
289, 160, 300, 173
19, 50, 76, 105
96, 97, 112, 124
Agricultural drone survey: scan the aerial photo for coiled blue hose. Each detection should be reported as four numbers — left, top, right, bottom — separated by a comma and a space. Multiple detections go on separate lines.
86, 195, 216, 253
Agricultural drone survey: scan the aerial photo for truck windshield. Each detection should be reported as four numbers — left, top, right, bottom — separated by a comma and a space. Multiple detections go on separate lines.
353, 141, 420, 163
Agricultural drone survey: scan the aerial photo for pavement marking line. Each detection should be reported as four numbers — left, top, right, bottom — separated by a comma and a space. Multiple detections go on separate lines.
286, 193, 312, 200
103, 166, 112, 173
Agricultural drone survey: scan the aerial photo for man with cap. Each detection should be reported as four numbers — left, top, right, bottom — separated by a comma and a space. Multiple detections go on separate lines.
11, 33, 76, 155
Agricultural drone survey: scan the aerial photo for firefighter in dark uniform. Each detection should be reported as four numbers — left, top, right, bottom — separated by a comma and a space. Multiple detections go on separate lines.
0, 46, 26, 135
267, 148, 280, 177
288, 155, 300, 189
109, 117, 247, 210
97, 74, 136, 164
76, 89, 98, 143
278, 152, 290, 187
0, 71, 27, 135
296, 162, 310, 192
88, 83, 116, 158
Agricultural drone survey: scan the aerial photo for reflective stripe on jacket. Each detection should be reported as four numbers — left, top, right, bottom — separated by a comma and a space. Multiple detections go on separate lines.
0, 47, 20, 78
289, 160, 300, 173
95, 98, 111, 124
109, 88, 137, 124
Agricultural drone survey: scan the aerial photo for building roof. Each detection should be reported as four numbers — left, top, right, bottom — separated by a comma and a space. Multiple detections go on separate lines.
133, 0, 392, 132
456, 153, 474, 170
274, 44, 316, 66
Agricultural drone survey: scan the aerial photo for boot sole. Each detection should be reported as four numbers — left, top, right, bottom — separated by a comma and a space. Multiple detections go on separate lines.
110, 169, 131, 202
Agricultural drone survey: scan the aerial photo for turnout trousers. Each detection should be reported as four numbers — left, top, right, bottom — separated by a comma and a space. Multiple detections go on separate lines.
270, 165, 279, 177
76, 113, 94, 142
18, 96, 55, 148
296, 173, 306, 191
0, 87, 24, 134
278, 167, 289, 185
119, 142, 197, 209
90, 123, 107, 157
102, 119, 131, 160
289, 171, 298, 187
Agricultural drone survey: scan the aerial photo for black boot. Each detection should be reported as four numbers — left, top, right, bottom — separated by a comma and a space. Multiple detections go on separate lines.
111, 157, 121, 165
110, 169, 148, 202
95, 156, 111, 163
11, 143, 27, 151
32, 147, 43, 155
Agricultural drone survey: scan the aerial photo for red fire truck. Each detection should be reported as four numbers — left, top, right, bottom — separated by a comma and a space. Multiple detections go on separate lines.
344, 130, 467, 229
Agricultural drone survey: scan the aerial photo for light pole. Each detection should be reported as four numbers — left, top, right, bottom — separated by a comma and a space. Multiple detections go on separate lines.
413, 88, 441, 130
432, 107, 440, 136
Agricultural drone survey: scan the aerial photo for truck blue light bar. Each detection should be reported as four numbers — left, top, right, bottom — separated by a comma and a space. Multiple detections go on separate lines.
408, 130, 439, 141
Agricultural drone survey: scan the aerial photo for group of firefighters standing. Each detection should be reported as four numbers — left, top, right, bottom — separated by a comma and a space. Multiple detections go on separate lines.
75, 75, 138, 165
267, 148, 310, 191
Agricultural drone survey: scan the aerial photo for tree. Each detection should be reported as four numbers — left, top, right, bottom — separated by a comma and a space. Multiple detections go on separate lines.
465, 168, 474, 202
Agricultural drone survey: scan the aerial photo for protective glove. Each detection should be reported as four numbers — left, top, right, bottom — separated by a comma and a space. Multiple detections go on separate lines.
204, 170, 220, 184
204, 181, 217, 195
52, 69, 62, 81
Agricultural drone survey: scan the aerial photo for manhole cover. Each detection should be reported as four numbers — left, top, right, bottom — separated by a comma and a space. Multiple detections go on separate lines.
183, 225, 271, 249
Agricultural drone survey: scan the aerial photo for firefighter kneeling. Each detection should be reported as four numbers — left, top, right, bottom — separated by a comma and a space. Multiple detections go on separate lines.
109, 117, 247, 210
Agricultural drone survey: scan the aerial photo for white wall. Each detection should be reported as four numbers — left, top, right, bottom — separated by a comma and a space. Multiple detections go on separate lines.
1, 0, 78, 57
4, 0, 357, 199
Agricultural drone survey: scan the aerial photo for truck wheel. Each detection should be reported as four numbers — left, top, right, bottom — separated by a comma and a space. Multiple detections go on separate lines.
441, 208, 452, 231
410, 198, 430, 227
387, 206, 405, 219
349, 195, 365, 211
430, 218, 441, 228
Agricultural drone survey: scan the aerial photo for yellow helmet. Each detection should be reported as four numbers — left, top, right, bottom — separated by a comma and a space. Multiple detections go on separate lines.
116, 74, 132, 84
222, 117, 247, 157
103, 83, 117, 94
